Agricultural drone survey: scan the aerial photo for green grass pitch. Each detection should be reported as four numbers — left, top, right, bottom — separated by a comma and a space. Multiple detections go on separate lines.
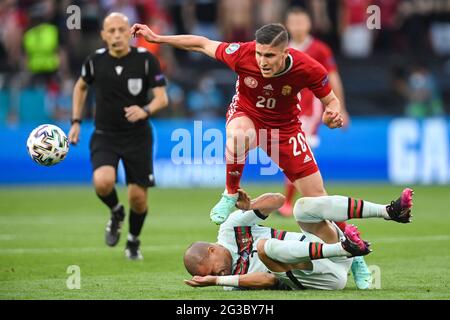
0, 184, 449, 300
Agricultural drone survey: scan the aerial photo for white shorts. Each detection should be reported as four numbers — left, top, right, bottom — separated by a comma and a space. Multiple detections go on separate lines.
273, 223, 353, 290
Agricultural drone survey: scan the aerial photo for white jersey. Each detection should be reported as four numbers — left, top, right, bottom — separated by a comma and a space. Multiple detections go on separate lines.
217, 210, 304, 275
218, 210, 353, 291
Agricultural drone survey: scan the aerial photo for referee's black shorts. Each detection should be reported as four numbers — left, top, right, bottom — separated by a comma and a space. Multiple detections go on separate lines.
89, 125, 155, 188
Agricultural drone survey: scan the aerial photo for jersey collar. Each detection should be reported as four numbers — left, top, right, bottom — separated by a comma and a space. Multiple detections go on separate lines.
273, 54, 293, 77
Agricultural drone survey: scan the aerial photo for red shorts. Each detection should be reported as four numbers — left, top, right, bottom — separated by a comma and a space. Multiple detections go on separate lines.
226, 110, 319, 182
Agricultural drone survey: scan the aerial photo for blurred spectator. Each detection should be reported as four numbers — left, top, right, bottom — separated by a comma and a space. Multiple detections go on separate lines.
405, 63, 444, 118
256, 0, 288, 26
308, 0, 332, 35
0, 0, 26, 78
186, 74, 223, 119
23, 1, 65, 85
182, 0, 220, 40
429, 1, 450, 56
0, 0, 449, 124
165, 80, 187, 118
396, 0, 432, 57
339, 0, 374, 58
134, 1, 180, 78
63, 0, 105, 73
181, 0, 220, 61
52, 77, 74, 121
21, 0, 71, 122
218, 0, 253, 42
0, 0, 27, 123
372, 0, 401, 53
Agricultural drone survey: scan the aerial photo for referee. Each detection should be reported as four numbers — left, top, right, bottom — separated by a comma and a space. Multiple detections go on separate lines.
68, 13, 168, 260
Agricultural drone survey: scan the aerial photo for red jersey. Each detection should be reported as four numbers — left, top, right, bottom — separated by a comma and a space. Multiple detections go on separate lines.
290, 37, 337, 141
215, 41, 332, 129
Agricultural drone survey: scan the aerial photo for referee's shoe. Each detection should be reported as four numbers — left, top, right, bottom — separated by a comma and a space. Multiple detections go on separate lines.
105, 205, 125, 246
125, 237, 143, 260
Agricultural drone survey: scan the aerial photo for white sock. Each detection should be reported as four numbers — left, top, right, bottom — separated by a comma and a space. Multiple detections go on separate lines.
127, 234, 138, 242
294, 196, 388, 223
112, 203, 122, 213
264, 239, 348, 264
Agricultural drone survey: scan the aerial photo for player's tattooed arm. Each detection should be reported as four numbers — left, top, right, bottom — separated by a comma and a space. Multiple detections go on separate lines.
235, 189, 285, 216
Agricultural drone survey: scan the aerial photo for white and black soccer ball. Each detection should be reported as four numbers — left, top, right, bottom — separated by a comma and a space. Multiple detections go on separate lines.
26, 124, 69, 166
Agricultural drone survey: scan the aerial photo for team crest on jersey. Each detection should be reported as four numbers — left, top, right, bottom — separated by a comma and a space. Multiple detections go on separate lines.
128, 78, 142, 96
282, 85, 292, 96
244, 76, 258, 88
225, 43, 240, 54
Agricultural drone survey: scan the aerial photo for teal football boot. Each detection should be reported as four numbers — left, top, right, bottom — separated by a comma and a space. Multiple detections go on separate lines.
210, 192, 239, 225
351, 256, 372, 290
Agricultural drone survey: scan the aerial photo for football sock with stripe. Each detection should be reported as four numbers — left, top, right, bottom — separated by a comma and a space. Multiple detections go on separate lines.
264, 239, 350, 264
294, 196, 389, 222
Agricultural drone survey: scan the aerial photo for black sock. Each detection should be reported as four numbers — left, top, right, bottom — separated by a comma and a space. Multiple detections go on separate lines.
96, 188, 119, 210
129, 209, 147, 238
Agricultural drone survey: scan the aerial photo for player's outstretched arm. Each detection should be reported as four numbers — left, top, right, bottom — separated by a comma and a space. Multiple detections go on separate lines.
184, 272, 278, 290
68, 77, 89, 145
235, 189, 285, 216
131, 23, 221, 59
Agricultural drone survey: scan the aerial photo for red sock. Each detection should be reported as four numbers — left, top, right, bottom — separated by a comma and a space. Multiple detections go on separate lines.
284, 179, 296, 205
225, 142, 247, 195
226, 163, 245, 194
334, 221, 347, 232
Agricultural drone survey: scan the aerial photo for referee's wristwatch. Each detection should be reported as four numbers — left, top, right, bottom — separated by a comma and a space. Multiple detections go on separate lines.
143, 106, 151, 119
71, 118, 82, 125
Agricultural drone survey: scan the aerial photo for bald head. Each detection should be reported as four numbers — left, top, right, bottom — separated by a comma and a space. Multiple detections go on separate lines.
103, 12, 129, 29
101, 12, 131, 57
184, 242, 211, 276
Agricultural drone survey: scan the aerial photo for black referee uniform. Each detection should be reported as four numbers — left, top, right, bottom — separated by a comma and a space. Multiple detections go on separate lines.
81, 47, 166, 187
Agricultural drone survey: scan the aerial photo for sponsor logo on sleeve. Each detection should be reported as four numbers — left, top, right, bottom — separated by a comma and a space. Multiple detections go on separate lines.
225, 43, 240, 54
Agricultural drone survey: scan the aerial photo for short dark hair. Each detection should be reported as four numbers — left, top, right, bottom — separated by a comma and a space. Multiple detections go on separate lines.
286, 6, 310, 18
255, 23, 289, 47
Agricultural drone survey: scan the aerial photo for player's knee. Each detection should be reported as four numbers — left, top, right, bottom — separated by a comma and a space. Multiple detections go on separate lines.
227, 127, 256, 148
93, 176, 115, 195
293, 198, 307, 221
129, 193, 147, 212
293, 197, 316, 222
331, 270, 348, 290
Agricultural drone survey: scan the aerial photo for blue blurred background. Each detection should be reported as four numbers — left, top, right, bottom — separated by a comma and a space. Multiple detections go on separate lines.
1, 0, 449, 186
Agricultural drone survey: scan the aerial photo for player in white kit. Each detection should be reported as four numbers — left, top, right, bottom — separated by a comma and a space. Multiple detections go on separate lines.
184, 188, 413, 290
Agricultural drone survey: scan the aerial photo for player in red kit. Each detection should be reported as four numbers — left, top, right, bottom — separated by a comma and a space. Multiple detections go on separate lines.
130, 23, 343, 224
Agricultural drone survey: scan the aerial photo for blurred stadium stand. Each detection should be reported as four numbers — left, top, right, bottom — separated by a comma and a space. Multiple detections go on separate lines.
0, 0, 449, 186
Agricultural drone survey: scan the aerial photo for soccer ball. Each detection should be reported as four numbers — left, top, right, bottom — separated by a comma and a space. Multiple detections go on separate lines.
26, 124, 69, 166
